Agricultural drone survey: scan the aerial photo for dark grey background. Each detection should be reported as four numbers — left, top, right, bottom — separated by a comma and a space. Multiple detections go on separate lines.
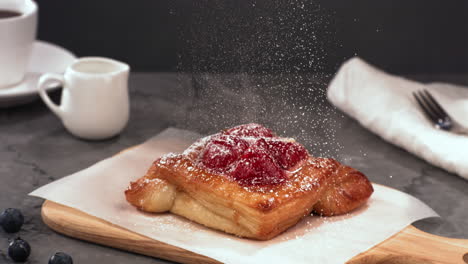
36, 0, 468, 74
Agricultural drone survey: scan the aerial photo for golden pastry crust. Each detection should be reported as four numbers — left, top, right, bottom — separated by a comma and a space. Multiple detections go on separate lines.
125, 123, 373, 240
311, 158, 374, 216
125, 154, 373, 240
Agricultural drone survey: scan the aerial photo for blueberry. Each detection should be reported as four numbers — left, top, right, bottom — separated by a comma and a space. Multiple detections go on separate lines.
8, 237, 31, 262
49, 252, 73, 264
0, 208, 24, 233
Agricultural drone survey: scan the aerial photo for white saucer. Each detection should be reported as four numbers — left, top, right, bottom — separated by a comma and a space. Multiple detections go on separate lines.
0, 41, 76, 108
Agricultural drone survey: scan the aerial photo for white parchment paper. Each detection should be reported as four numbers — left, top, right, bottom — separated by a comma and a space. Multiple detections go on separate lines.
30, 128, 438, 264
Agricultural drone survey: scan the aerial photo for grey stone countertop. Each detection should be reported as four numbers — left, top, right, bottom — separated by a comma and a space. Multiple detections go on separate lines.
0, 73, 467, 263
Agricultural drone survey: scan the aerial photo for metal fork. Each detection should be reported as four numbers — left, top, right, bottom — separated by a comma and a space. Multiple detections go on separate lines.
412, 89, 468, 135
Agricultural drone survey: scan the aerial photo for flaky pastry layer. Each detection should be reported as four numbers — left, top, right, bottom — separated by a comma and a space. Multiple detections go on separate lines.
125, 154, 373, 240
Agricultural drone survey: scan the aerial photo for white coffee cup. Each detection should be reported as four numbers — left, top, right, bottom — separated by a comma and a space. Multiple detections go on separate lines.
37, 57, 130, 140
0, 0, 37, 88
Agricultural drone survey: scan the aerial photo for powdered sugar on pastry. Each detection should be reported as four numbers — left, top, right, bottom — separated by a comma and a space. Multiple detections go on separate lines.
125, 123, 373, 240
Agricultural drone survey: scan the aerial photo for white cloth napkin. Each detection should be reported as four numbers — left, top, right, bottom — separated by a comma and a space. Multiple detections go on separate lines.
327, 57, 468, 180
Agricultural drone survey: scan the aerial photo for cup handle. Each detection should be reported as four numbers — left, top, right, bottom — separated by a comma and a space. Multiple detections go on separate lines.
37, 73, 65, 119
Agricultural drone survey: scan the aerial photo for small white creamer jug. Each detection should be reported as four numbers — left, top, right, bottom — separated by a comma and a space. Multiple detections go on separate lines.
37, 57, 130, 140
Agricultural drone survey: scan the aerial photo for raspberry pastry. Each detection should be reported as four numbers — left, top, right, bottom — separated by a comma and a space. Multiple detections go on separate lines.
125, 124, 373, 240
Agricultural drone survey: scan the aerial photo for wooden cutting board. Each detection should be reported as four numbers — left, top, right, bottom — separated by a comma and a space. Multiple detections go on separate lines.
41, 200, 468, 264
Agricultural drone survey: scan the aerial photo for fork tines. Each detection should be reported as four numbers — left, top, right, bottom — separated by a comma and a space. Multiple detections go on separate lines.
412, 89, 452, 130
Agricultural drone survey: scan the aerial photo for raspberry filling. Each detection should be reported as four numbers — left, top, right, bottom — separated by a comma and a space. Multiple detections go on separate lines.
198, 124, 308, 186
232, 145, 287, 186
201, 135, 249, 172
267, 140, 309, 170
